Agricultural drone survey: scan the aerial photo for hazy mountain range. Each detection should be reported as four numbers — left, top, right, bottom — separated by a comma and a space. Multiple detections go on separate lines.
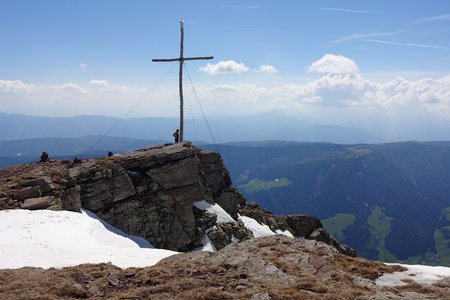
0, 111, 380, 144
4, 111, 450, 143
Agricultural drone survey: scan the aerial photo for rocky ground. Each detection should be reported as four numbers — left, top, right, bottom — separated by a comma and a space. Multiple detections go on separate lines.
1, 235, 449, 300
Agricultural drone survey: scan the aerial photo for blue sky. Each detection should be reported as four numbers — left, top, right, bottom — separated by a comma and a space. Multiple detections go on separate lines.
1, 0, 450, 140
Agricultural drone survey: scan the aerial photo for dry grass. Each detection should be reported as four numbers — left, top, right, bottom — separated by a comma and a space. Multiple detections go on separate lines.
333, 253, 406, 280
0, 237, 448, 299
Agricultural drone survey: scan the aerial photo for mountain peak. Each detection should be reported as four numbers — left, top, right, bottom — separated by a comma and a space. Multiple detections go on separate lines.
0, 142, 352, 254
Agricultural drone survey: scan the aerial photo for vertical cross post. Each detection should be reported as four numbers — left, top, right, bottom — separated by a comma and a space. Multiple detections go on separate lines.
178, 21, 184, 141
152, 21, 213, 142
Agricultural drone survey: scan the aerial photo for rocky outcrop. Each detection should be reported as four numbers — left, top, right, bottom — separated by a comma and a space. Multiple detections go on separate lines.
0, 142, 354, 255
0, 162, 81, 212
239, 202, 357, 256
66, 142, 246, 251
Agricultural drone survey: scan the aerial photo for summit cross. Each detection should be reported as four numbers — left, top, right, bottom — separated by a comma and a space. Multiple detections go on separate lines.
152, 20, 214, 142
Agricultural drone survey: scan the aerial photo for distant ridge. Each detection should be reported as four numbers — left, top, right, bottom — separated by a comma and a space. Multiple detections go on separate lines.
0, 111, 380, 144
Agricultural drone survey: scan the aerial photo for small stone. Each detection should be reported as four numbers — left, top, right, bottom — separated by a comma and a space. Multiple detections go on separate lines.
106, 273, 119, 286
14, 186, 41, 201
250, 292, 271, 300
88, 284, 102, 296
125, 269, 137, 277
21, 196, 55, 210
19, 176, 54, 193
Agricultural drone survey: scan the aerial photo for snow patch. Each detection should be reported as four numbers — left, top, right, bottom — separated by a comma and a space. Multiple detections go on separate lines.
276, 229, 294, 238
83, 210, 154, 248
239, 215, 275, 237
0, 209, 177, 269
194, 233, 217, 252
193, 200, 235, 224
376, 264, 450, 287
239, 215, 294, 238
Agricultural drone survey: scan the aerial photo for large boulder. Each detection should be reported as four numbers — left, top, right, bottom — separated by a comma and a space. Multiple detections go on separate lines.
67, 142, 248, 251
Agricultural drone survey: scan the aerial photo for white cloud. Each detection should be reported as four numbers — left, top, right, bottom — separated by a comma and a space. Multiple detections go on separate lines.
1, 55, 450, 133
2, 72, 450, 118
0, 79, 149, 117
0, 80, 36, 94
60, 83, 90, 95
308, 54, 359, 75
89, 79, 109, 87
80, 63, 88, 72
192, 62, 450, 117
254, 65, 278, 74
199, 60, 249, 75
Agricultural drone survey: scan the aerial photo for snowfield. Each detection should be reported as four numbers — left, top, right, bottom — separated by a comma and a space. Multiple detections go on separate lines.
376, 263, 450, 287
0, 209, 177, 269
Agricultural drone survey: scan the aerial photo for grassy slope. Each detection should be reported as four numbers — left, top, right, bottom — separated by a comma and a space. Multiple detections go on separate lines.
322, 213, 356, 241
367, 206, 398, 262
238, 177, 292, 194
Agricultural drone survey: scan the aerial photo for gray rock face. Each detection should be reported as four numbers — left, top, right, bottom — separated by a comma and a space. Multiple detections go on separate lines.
67, 142, 245, 251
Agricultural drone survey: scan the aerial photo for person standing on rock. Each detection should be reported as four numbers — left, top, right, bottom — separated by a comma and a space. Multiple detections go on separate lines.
173, 128, 180, 143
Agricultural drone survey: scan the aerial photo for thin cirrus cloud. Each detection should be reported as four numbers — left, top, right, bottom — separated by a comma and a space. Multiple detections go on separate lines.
361, 39, 447, 50
200, 60, 278, 75
321, 7, 367, 13
419, 14, 450, 22
332, 31, 403, 43
332, 32, 447, 50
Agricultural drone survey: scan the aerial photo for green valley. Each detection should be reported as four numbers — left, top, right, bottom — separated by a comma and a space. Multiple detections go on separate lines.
210, 141, 450, 266
238, 177, 292, 194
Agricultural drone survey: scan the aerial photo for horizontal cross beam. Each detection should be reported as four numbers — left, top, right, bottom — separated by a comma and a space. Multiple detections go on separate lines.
152, 56, 214, 62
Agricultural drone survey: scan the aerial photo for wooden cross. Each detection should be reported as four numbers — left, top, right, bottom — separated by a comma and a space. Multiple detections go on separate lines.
152, 20, 213, 142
